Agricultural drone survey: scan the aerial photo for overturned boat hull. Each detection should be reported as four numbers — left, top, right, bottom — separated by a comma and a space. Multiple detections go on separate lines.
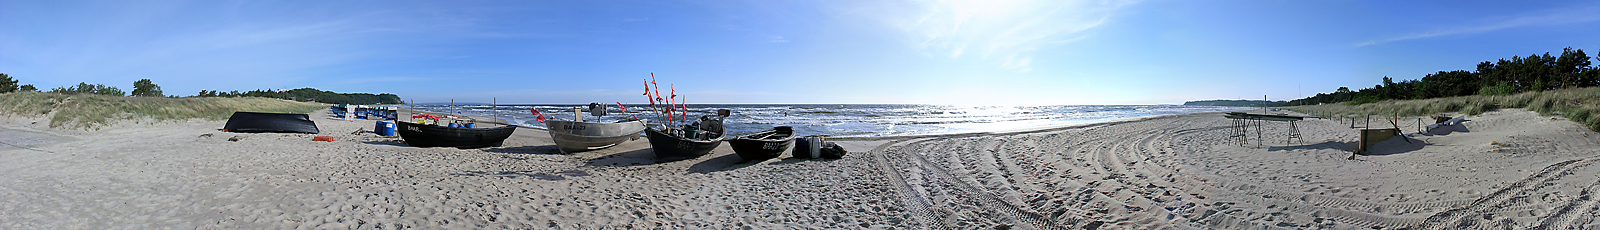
224, 112, 320, 134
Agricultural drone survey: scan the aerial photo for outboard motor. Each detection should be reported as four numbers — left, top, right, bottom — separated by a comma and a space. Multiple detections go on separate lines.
587, 103, 608, 117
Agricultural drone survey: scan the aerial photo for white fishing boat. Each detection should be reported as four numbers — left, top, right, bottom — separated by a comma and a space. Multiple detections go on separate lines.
545, 103, 647, 153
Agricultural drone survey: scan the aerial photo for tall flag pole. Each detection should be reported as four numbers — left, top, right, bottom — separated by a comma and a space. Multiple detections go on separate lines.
644, 79, 653, 108
644, 79, 658, 116
666, 84, 675, 126
651, 73, 665, 126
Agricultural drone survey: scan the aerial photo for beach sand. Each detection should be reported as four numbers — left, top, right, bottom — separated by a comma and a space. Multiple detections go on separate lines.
2, 108, 1598, 229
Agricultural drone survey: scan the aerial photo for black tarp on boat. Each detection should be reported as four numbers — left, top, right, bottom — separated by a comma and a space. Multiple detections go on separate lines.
223, 112, 320, 134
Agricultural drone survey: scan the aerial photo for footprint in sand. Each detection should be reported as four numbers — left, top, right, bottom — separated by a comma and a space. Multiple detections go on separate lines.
1422, 189, 1447, 199
1387, 193, 1410, 202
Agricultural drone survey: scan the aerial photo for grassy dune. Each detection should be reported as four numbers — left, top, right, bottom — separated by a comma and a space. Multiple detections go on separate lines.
0, 91, 326, 130
1287, 87, 1600, 131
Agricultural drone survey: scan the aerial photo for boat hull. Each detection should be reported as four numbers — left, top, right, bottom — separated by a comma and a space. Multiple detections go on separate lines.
645, 127, 723, 160
728, 126, 795, 160
545, 120, 647, 153
396, 122, 516, 149
224, 112, 320, 134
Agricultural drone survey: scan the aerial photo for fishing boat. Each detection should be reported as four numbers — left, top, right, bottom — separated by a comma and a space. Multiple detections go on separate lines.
646, 115, 727, 160
395, 121, 517, 149
636, 76, 729, 160
728, 126, 795, 160
545, 103, 647, 153
546, 119, 646, 153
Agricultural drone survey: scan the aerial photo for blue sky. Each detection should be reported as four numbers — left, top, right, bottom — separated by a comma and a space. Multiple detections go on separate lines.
3, 0, 1597, 105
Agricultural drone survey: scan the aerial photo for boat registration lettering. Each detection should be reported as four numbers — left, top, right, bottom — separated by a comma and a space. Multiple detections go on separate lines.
563, 125, 586, 131
763, 142, 783, 150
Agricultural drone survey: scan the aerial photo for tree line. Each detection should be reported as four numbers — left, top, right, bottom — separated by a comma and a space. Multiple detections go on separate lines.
2, 74, 163, 97
2, 73, 401, 104
1291, 47, 1598, 105
194, 88, 403, 104
1184, 99, 1290, 107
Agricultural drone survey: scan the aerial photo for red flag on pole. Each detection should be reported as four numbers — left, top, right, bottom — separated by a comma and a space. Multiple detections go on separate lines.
680, 97, 687, 121
644, 79, 654, 108
667, 84, 676, 124
617, 102, 638, 121
651, 73, 660, 108
530, 109, 546, 123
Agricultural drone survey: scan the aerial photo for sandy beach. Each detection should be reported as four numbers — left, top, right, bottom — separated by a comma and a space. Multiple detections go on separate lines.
3, 108, 1599, 229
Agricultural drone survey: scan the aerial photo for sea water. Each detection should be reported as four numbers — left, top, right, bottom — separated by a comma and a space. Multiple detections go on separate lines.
410, 104, 1246, 137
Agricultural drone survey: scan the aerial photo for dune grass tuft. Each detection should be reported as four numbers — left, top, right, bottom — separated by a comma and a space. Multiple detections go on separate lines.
1, 91, 326, 130
1287, 87, 1600, 131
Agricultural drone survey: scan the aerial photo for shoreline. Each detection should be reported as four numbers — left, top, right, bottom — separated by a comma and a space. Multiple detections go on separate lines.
402, 105, 1255, 140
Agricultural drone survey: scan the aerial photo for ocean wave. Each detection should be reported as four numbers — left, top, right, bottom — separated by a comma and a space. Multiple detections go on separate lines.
412, 104, 1245, 137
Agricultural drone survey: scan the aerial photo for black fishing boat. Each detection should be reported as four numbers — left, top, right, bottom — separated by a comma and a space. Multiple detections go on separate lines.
646, 115, 727, 160
395, 121, 517, 149
728, 126, 795, 160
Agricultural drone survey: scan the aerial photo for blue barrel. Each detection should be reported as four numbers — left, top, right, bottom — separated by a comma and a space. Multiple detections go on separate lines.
464, 123, 476, 128
374, 121, 396, 136
792, 137, 813, 159
447, 123, 459, 128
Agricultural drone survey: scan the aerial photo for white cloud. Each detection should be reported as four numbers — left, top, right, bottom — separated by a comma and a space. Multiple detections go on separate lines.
1356, 6, 1600, 47
770, 36, 790, 43
833, 0, 1135, 72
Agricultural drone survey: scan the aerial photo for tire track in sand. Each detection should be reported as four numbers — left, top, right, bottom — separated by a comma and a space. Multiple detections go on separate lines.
1407, 158, 1596, 230
880, 137, 1072, 229
1533, 178, 1600, 230
867, 139, 948, 230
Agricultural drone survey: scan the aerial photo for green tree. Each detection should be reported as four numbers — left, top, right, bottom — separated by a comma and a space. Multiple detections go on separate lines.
19, 84, 37, 92
50, 82, 126, 96
131, 79, 163, 97
1478, 82, 1515, 95
0, 73, 17, 93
